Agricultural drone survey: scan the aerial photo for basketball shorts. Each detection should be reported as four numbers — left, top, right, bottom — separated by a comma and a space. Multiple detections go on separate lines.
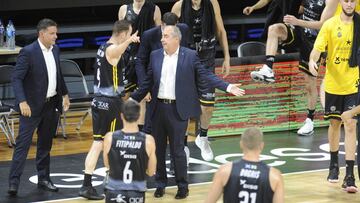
91, 96, 123, 140
281, 24, 317, 77
198, 65, 216, 107
324, 92, 357, 120
105, 190, 145, 203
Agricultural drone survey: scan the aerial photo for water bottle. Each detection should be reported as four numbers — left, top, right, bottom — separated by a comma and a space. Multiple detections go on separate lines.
6, 20, 15, 50
0, 19, 4, 47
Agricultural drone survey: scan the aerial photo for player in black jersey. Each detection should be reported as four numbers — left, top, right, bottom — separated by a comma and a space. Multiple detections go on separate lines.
103, 100, 156, 203
118, 0, 162, 134
79, 20, 140, 200
248, 0, 338, 136
172, 0, 231, 162
205, 127, 284, 203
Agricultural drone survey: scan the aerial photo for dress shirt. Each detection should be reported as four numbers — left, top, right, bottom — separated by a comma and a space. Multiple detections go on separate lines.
157, 47, 179, 100
38, 39, 57, 98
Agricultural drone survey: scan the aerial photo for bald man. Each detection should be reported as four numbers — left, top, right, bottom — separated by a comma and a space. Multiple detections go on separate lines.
205, 127, 284, 203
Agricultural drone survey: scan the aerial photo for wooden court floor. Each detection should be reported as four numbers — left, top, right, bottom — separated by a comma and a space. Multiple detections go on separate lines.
1, 116, 360, 203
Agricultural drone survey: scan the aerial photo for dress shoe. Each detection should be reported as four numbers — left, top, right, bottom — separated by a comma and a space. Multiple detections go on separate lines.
38, 180, 59, 192
79, 185, 104, 200
154, 188, 165, 198
175, 188, 189, 199
8, 184, 18, 196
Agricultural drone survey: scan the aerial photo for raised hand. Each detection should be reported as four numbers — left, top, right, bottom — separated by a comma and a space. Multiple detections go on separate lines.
229, 84, 245, 96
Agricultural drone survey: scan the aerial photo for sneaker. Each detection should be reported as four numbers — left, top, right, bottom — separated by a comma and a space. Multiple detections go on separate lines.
327, 167, 339, 183
297, 118, 314, 136
79, 185, 104, 200
250, 64, 275, 83
195, 135, 214, 161
184, 146, 190, 167
342, 175, 358, 193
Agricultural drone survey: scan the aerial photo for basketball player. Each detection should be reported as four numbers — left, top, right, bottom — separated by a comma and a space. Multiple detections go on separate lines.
78, 20, 140, 200
171, 0, 231, 162
118, 0, 161, 131
118, 0, 161, 93
249, 0, 338, 136
103, 100, 156, 203
308, 0, 359, 193
205, 127, 284, 203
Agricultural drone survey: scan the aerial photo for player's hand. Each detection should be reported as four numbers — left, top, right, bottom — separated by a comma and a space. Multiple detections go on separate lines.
63, 94, 70, 112
129, 31, 140, 43
308, 60, 319, 77
229, 84, 245, 96
283, 15, 299, 26
341, 110, 354, 123
144, 92, 152, 102
19, 101, 31, 117
222, 59, 230, 78
243, 7, 254, 15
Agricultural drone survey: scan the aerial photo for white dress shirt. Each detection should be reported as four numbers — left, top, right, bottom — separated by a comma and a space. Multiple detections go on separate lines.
38, 39, 57, 98
157, 48, 179, 100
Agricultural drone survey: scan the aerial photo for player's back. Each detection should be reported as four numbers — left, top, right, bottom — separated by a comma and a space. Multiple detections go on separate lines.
106, 130, 148, 192
223, 159, 273, 203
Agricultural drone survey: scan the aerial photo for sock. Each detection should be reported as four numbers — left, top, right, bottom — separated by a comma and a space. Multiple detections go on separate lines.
307, 109, 315, 120
184, 135, 188, 146
265, 55, 275, 69
199, 128, 208, 137
346, 160, 355, 176
138, 125, 144, 131
83, 173, 92, 187
330, 151, 338, 168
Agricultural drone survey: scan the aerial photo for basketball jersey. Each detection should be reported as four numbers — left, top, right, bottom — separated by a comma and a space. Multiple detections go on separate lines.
190, 7, 202, 50
314, 15, 359, 95
223, 159, 273, 203
106, 131, 148, 192
301, 0, 326, 38
93, 43, 125, 97
189, 6, 216, 67
125, 3, 138, 26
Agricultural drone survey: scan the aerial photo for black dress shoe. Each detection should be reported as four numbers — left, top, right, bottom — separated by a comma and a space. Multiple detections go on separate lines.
38, 180, 59, 192
8, 184, 18, 196
154, 188, 165, 198
175, 188, 189, 199
79, 185, 104, 200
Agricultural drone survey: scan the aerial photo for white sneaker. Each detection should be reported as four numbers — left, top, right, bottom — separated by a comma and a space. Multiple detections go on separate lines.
195, 135, 214, 161
297, 118, 314, 136
250, 64, 275, 83
184, 146, 190, 167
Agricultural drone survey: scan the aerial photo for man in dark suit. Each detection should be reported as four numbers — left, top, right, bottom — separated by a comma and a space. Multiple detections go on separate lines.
136, 12, 189, 89
8, 18, 70, 196
135, 12, 191, 167
131, 25, 244, 199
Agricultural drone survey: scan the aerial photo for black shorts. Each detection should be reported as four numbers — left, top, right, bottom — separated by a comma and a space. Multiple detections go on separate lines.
324, 92, 357, 120
91, 96, 123, 140
105, 190, 145, 203
198, 65, 216, 106
281, 24, 317, 76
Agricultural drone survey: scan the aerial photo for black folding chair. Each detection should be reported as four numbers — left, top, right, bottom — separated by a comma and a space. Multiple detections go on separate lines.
237, 41, 266, 57
59, 59, 93, 138
0, 65, 18, 147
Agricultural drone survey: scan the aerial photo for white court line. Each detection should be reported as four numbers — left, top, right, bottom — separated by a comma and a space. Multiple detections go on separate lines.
34, 167, 355, 203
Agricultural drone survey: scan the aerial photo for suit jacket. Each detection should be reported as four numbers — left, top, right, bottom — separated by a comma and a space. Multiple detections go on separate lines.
131, 46, 229, 120
135, 23, 190, 86
12, 40, 68, 117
